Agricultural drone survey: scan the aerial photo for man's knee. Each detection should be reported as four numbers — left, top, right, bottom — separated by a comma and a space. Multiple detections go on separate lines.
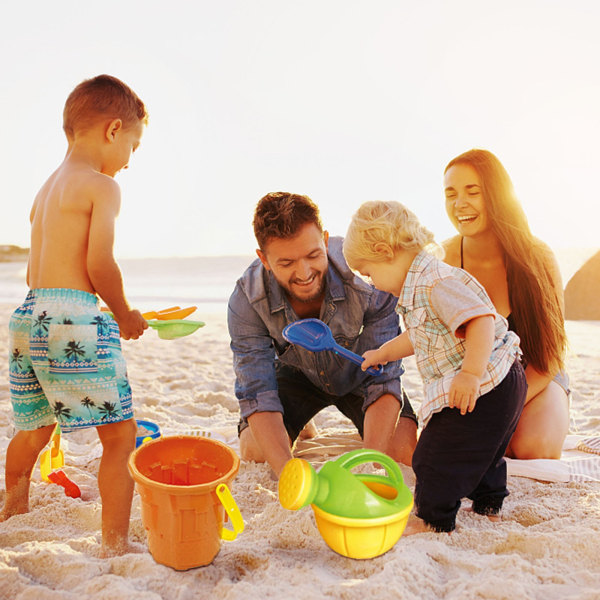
390, 416, 418, 466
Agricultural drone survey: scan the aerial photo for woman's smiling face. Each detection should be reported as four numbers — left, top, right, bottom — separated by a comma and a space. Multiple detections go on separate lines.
444, 163, 489, 237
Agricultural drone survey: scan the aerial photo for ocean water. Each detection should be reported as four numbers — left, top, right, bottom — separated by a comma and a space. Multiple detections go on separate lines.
0, 255, 256, 315
0, 247, 597, 315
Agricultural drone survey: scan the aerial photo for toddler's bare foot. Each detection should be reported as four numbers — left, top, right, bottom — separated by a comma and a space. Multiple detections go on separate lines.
298, 420, 318, 440
402, 514, 434, 536
464, 506, 501, 522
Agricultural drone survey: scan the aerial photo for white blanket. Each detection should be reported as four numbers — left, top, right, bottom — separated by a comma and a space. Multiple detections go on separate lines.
506, 434, 600, 483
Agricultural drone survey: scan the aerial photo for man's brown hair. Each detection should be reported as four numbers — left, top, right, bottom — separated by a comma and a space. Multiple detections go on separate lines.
63, 74, 148, 139
253, 192, 323, 250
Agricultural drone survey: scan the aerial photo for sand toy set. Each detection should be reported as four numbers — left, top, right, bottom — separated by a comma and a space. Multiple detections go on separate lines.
278, 449, 413, 559
128, 435, 244, 570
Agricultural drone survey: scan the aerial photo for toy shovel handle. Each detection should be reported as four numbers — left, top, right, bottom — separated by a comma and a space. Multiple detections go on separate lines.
334, 345, 383, 376
335, 449, 404, 488
216, 483, 245, 541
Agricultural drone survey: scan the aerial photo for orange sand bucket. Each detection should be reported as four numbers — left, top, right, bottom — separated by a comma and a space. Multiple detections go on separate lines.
128, 435, 244, 570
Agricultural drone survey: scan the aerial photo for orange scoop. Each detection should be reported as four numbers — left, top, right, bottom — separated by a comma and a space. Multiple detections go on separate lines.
142, 306, 197, 320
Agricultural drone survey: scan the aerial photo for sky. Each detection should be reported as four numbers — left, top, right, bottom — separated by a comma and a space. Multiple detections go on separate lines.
1, 0, 599, 258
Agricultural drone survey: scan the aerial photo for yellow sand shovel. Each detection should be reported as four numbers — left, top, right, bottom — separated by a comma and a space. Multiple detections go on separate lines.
40, 425, 64, 482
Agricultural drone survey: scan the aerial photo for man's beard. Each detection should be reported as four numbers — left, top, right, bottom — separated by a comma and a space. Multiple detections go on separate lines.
278, 270, 326, 304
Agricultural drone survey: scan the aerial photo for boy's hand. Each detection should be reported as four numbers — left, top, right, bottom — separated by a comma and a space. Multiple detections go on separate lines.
361, 349, 387, 372
115, 309, 148, 340
449, 370, 481, 415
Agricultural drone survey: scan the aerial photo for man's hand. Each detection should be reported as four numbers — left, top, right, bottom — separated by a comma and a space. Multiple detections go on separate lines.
449, 370, 481, 415
115, 309, 148, 340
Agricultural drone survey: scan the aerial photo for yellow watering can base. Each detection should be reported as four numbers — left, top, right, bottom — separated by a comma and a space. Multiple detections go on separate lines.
278, 449, 415, 559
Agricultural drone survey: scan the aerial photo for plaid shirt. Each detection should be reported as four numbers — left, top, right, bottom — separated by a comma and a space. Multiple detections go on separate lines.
397, 251, 521, 427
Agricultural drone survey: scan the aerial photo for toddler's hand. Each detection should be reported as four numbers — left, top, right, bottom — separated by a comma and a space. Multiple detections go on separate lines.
449, 370, 481, 415
116, 309, 148, 340
361, 349, 386, 372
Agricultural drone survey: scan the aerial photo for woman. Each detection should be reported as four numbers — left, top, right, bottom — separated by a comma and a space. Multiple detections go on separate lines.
442, 149, 569, 459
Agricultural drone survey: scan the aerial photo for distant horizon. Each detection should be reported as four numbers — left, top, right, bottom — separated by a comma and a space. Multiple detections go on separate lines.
3, 2, 600, 258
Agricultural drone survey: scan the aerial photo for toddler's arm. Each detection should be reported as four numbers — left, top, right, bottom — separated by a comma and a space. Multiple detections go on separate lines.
361, 330, 414, 371
87, 178, 147, 340
449, 315, 495, 414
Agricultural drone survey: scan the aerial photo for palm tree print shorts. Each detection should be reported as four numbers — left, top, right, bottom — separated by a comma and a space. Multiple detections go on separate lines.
8, 288, 133, 432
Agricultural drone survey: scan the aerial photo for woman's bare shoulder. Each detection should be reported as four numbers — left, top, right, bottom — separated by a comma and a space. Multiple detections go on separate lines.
441, 235, 461, 266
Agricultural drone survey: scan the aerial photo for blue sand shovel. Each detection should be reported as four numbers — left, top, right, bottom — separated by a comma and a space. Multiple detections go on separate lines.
283, 318, 383, 376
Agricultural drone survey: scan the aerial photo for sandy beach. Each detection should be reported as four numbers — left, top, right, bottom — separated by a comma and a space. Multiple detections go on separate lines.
1, 302, 600, 600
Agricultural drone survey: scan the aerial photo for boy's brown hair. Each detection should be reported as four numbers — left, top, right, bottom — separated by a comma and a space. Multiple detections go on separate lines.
253, 192, 323, 250
63, 74, 148, 139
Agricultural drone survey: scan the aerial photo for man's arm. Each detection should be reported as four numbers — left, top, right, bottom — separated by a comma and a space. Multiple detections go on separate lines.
228, 285, 290, 475
244, 412, 293, 477
86, 177, 146, 340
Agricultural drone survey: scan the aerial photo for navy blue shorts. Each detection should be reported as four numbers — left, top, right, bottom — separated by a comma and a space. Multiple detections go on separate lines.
238, 363, 417, 441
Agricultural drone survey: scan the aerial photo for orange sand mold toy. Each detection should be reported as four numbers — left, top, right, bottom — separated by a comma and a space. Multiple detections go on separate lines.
278, 449, 413, 559
39, 425, 82, 498
128, 435, 244, 570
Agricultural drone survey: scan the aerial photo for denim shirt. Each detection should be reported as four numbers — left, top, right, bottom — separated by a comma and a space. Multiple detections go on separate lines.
227, 237, 406, 420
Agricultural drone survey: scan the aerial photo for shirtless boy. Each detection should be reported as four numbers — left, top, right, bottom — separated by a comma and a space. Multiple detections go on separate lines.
1, 75, 148, 556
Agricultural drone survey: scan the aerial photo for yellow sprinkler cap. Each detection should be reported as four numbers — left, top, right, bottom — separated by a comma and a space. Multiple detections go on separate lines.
278, 458, 316, 510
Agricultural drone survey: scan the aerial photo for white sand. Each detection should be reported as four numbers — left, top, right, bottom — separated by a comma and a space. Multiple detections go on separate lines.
1, 303, 600, 600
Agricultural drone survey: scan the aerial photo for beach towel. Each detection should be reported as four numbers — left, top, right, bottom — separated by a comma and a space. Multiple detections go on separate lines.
504, 434, 600, 483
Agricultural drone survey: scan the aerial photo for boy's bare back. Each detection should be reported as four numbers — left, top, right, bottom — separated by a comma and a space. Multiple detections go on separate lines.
29, 162, 119, 294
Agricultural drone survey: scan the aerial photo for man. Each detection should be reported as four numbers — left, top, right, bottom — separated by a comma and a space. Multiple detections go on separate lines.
227, 192, 417, 476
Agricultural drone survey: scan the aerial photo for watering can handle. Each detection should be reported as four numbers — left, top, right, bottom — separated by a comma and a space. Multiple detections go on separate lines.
216, 483, 245, 541
334, 449, 405, 488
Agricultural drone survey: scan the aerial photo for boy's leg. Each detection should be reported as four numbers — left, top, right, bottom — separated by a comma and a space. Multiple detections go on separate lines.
413, 364, 525, 532
96, 418, 137, 555
1, 424, 56, 520
469, 362, 527, 515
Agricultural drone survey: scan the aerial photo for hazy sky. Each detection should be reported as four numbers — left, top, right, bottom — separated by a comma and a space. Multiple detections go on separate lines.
1, 0, 599, 258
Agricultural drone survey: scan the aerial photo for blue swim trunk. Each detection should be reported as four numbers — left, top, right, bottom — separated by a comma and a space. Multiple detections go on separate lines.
8, 288, 133, 432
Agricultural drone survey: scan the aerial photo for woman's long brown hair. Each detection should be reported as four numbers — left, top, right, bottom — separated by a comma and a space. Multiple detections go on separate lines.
445, 149, 567, 375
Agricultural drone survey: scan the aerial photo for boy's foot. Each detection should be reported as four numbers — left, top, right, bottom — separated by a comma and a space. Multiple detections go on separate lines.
0, 502, 29, 522
298, 420, 318, 440
402, 514, 434, 536
464, 506, 501, 522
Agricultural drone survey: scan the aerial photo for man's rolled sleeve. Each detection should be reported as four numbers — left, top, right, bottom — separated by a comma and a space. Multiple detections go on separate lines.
359, 289, 406, 411
228, 285, 283, 419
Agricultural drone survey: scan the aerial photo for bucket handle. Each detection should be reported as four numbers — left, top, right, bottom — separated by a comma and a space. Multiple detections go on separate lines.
216, 483, 244, 541
334, 449, 405, 488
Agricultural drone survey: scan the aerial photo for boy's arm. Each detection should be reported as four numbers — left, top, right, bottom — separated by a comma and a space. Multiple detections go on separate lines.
361, 330, 414, 371
87, 178, 147, 340
449, 315, 495, 414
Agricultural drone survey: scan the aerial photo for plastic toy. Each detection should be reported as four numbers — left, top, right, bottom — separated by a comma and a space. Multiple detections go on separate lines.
142, 306, 197, 320
283, 319, 383, 376
278, 449, 413, 559
146, 318, 205, 340
128, 435, 244, 570
40, 426, 64, 482
48, 470, 81, 498
136, 419, 162, 447
102, 306, 204, 340
39, 425, 82, 498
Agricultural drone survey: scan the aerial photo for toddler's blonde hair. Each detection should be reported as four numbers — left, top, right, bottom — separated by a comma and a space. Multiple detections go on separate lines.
343, 201, 440, 268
